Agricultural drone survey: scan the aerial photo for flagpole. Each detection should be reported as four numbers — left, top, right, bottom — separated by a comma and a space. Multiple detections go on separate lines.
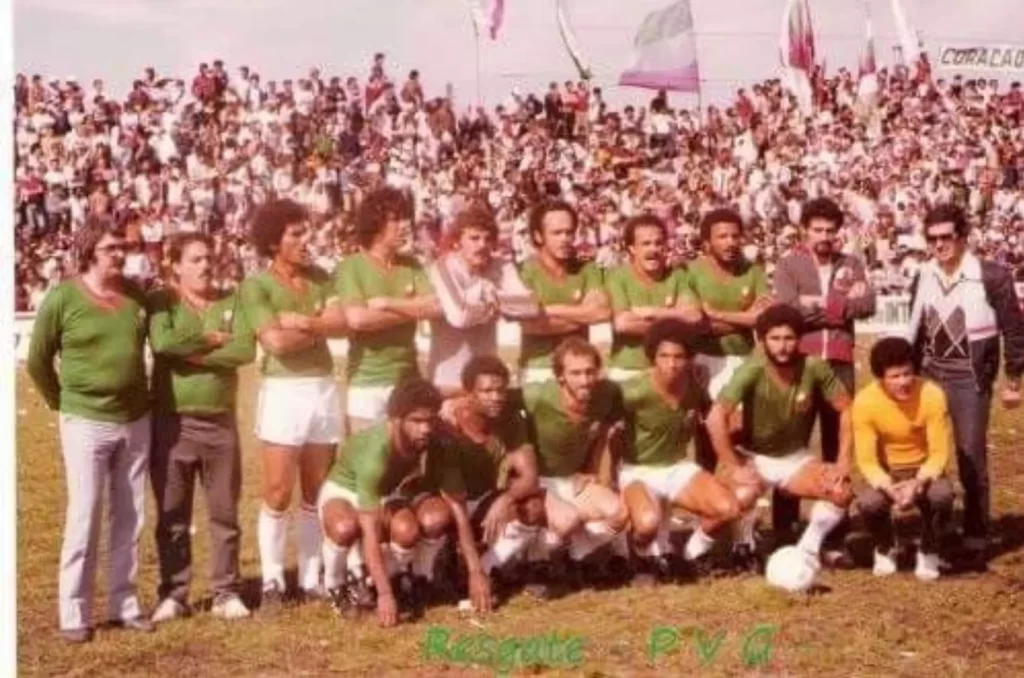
475, 31, 482, 107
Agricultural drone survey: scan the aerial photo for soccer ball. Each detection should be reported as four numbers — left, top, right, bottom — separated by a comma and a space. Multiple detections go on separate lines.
765, 546, 819, 593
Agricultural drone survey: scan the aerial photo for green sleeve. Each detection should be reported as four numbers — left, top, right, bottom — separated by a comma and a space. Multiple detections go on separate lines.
147, 290, 209, 358
752, 264, 770, 296
26, 287, 63, 411
239, 277, 277, 333
412, 263, 432, 295
716, 359, 759, 408
334, 259, 366, 305
681, 265, 702, 303
199, 295, 257, 369
583, 262, 604, 294
353, 452, 386, 510
506, 410, 532, 450
673, 267, 693, 303
606, 268, 630, 312
813, 359, 846, 401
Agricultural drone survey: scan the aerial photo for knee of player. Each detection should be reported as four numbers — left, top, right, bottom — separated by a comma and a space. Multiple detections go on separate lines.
629, 508, 661, 541
517, 495, 547, 527
324, 506, 361, 547
926, 478, 955, 510
826, 485, 854, 509
262, 485, 293, 512
389, 511, 421, 549
417, 496, 453, 539
712, 493, 742, 523
733, 484, 761, 510
856, 488, 890, 517
607, 500, 630, 533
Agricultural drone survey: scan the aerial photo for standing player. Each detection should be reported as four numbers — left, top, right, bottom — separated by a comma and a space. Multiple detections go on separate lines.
685, 208, 772, 399
27, 218, 154, 642
427, 204, 538, 396
705, 305, 854, 571
335, 186, 441, 429
239, 199, 348, 609
772, 197, 876, 557
316, 380, 488, 625
618, 319, 740, 584
517, 200, 610, 385
148, 234, 256, 622
522, 337, 629, 596
436, 356, 545, 593
605, 214, 701, 383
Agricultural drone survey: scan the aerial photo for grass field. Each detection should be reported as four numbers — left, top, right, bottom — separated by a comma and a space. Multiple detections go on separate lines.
15, 351, 1024, 677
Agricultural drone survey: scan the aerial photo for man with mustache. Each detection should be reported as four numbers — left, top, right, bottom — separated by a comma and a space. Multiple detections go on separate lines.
772, 197, 876, 562
148, 233, 256, 623
605, 214, 701, 383
517, 200, 611, 385
705, 305, 854, 573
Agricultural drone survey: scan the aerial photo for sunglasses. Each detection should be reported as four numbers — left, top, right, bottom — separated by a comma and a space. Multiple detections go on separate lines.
925, 232, 958, 245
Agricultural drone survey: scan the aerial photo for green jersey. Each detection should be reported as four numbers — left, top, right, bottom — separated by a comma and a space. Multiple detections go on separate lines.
438, 401, 532, 501
333, 252, 429, 387
606, 264, 692, 370
148, 288, 256, 415
684, 257, 769, 357
329, 423, 463, 509
621, 371, 706, 466
518, 258, 603, 369
523, 379, 624, 478
717, 352, 846, 458
26, 280, 150, 423
239, 268, 335, 378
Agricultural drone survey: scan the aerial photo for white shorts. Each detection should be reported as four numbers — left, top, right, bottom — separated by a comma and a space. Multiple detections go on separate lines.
607, 367, 644, 384
346, 384, 394, 422
538, 476, 577, 503
696, 354, 747, 400
619, 461, 701, 501
519, 367, 554, 386
316, 479, 409, 520
256, 376, 342, 446
742, 448, 815, 488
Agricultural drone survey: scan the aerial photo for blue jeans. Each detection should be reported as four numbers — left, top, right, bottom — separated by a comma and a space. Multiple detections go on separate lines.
925, 372, 992, 540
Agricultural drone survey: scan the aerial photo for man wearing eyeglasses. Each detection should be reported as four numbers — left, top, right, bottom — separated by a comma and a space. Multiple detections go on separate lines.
904, 203, 1024, 570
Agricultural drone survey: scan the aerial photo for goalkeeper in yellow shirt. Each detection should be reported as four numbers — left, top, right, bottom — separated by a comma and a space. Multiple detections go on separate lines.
852, 337, 955, 581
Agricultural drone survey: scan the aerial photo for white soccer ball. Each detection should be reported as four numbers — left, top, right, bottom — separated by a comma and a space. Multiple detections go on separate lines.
765, 546, 819, 593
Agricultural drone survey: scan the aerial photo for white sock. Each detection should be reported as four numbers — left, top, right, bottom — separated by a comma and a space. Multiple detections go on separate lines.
611, 531, 632, 558
296, 503, 322, 591
684, 527, 715, 561
481, 522, 538, 574
415, 536, 448, 581
797, 501, 846, 557
258, 505, 288, 589
732, 508, 759, 549
322, 539, 349, 590
386, 542, 416, 577
569, 521, 619, 561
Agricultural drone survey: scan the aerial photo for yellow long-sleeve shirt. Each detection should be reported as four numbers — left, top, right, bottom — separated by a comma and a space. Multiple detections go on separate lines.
852, 378, 953, 488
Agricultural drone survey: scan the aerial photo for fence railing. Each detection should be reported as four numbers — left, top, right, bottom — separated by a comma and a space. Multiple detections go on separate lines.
13, 295, 911, 362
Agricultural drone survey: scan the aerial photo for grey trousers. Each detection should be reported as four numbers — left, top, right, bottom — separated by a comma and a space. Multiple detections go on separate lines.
150, 413, 242, 603
857, 474, 955, 554
58, 413, 151, 631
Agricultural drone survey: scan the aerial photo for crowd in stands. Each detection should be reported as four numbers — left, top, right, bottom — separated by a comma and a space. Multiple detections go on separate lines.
13, 53, 1024, 313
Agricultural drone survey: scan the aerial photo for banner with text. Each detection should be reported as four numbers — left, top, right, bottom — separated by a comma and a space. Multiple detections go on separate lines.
937, 43, 1024, 72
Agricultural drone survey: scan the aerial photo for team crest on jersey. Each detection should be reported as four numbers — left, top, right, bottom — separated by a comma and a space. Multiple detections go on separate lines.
405, 283, 415, 296
573, 288, 583, 302
222, 309, 234, 324
794, 391, 811, 413
664, 293, 675, 307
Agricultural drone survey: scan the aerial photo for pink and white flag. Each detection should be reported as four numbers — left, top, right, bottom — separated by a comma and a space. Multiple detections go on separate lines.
856, 6, 879, 111
465, 0, 505, 40
619, 0, 701, 93
779, 0, 817, 114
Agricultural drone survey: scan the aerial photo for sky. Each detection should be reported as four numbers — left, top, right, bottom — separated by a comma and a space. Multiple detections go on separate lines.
13, 0, 1024, 108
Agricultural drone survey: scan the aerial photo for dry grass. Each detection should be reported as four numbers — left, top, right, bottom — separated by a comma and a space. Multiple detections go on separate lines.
15, 349, 1024, 677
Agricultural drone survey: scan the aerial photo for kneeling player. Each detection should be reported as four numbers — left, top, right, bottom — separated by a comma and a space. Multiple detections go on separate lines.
853, 337, 954, 581
438, 356, 545, 595
619, 319, 740, 584
522, 337, 630, 596
318, 379, 456, 626
706, 305, 853, 571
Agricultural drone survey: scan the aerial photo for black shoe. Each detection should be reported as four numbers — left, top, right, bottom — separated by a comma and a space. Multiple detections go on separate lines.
60, 627, 94, 644
112, 616, 155, 633
392, 569, 424, 622
260, 582, 286, 614
349, 572, 377, 611
522, 560, 564, 601
300, 585, 329, 604
601, 555, 634, 588
821, 547, 856, 570
328, 583, 360, 619
730, 544, 763, 575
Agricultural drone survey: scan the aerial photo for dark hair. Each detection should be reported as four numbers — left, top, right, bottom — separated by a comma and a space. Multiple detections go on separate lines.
623, 213, 667, 248
869, 337, 916, 378
249, 199, 308, 258
461, 355, 511, 392
354, 186, 414, 248
643, 318, 696, 362
755, 303, 806, 339
166, 233, 214, 264
923, 203, 969, 239
528, 199, 578, 247
74, 215, 124, 272
387, 378, 443, 419
451, 202, 498, 241
699, 208, 744, 241
552, 336, 602, 377
800, 197, 844, 229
